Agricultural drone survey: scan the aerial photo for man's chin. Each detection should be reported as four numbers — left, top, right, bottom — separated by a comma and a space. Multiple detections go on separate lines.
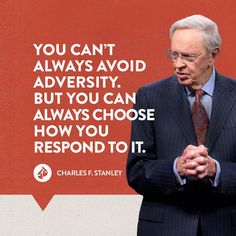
177, 79, 202, 90
177, 77, 192, 86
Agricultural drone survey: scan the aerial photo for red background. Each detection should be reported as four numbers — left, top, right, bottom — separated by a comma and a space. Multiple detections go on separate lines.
0, 0, 235, 209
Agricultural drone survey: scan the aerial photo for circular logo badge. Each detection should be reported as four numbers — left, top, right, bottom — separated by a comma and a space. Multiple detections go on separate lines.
33, 164, 52, 183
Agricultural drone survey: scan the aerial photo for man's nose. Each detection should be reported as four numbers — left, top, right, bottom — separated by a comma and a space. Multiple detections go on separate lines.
174, 57, 186, 69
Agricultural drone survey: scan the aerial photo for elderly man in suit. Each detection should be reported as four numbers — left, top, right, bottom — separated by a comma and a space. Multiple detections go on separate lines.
127, 15, 236, 236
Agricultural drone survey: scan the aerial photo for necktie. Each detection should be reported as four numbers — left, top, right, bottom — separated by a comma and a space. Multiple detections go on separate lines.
192, 90, 209, 145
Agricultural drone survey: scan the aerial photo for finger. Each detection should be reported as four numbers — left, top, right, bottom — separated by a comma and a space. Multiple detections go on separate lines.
183, 145, 198, 155
183, 161, 199, 170
185, 168, 197, 176
195, 164, 208, 173
198, 144, 208, 151
176, 157, 187, 176
182, 145, 199, 162
192, 156, 208, 165
186, 145, 198, 150
197, 171, 208, 179
197, 145, 208, 157
184, 150, 202, 162
183, 150, 195, 161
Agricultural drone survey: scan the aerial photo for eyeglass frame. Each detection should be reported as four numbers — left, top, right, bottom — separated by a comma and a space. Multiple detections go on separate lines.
165, 49, 206, 63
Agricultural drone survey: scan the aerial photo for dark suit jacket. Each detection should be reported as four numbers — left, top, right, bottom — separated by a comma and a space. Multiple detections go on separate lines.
127, 72, 236, 236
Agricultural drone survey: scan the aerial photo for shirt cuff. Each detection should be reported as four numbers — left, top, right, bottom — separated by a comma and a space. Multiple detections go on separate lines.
211, 159, 221, 187
173, 157, 186, 185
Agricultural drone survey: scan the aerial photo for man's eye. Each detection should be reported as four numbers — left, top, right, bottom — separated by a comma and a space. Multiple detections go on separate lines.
182, 54, 192, 59
171, 53, 178, 58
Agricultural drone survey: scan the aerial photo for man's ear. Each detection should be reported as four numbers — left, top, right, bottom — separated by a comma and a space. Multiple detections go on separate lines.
209, 48, 219, 65
211, 48, 220, 59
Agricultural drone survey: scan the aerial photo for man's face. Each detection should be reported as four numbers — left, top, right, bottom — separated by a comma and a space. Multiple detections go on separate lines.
171, 28, 216, 90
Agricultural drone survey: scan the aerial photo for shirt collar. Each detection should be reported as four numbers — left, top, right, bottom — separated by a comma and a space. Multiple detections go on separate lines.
185, 68, 215, 96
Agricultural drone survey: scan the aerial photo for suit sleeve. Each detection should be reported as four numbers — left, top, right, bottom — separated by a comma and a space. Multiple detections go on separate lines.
126, 88, 181, 196
217, 161, 236, 196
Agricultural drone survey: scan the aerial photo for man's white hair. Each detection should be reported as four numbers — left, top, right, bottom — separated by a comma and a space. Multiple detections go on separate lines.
170, 15, 222, 52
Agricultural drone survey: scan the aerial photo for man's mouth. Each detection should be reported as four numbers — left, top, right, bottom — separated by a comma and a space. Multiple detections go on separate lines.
176, 72, 190, 80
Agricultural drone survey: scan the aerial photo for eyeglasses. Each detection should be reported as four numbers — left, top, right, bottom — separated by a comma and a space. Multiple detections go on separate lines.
165, 49, 206, 63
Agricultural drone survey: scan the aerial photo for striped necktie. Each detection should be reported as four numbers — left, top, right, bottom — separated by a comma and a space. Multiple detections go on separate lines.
192, 89, 209, 145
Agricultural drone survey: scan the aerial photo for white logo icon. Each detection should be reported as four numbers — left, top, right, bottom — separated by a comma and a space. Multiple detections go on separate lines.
33, 164, 52, 183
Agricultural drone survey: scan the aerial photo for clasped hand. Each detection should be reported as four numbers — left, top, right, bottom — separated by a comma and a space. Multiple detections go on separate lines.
176, 145, 216, 179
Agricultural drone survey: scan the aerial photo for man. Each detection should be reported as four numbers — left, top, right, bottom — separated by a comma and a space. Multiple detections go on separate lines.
127, 15, 236, 236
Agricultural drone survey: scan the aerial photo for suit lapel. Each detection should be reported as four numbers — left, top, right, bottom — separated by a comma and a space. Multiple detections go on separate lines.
165, 76, 197, 145
206, 73, 236, 151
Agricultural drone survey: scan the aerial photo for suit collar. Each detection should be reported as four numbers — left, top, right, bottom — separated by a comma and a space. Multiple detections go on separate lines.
206, 72, 236, 151
166, 76, 197, 145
